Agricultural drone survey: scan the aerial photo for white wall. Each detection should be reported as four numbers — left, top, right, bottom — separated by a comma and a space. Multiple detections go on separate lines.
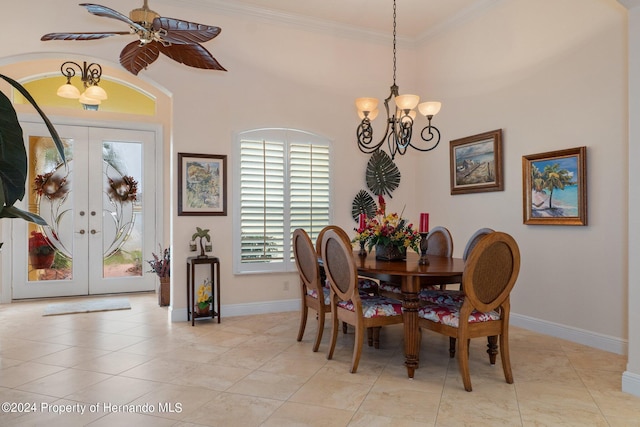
415, 0, 629, 353
0, 0, 635, 382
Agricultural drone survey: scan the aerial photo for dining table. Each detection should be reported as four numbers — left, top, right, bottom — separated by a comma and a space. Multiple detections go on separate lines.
354, 250, 465, 378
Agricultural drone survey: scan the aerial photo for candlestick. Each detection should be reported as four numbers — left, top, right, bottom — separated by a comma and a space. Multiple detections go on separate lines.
359, 213, 367, 230
420, 213, 429, 233
419, 232, 429, 265
358, 240, 367, 256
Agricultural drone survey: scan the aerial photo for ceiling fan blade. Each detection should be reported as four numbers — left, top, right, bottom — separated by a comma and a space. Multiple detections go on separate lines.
120, 40, 160, 75
153, 17, 221, 44
159, 43, 226, 71
41, 31, 131, 41
79, 3, 145, 32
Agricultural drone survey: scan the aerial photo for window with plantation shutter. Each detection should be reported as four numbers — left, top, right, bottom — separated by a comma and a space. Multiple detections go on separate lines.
234, 129, 332, 274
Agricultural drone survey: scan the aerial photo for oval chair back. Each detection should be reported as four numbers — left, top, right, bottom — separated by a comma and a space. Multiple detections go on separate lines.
462, 231, 520, 314
462, 227, 495, 261
320, 227, 360, 304
293, 228, 329, 352
426, 226, 453, 257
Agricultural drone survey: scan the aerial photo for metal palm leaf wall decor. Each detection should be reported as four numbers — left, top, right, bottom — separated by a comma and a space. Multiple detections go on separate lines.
351, 190, 377, 221
366, 150, 401, 198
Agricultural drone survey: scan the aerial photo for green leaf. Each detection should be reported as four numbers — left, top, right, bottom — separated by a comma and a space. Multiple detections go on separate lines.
0, 205, 47, 225
0, 88, 27, 207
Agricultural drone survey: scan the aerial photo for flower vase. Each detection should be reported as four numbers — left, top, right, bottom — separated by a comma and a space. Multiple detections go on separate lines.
375, 244, 406, 261
158, 276, 170, 307
195, 304, 211, 316
30, 253, 55, 269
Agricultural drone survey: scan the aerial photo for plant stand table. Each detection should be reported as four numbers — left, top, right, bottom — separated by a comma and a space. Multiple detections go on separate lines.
186, 256, 221, 326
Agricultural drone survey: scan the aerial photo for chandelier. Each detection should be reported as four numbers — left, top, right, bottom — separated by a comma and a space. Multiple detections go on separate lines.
56, 61, 108, 110
355, 0, 441, 159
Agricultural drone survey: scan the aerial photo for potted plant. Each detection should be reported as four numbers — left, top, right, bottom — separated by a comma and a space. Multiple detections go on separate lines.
352, 195, 421, 260
195, 279, 212, 316
146, 245, 170, 306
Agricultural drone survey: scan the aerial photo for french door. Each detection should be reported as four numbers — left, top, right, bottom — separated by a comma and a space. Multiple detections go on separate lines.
12, 123, 158, 299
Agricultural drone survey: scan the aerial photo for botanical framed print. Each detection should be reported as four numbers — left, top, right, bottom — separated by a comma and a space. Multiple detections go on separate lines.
450, 129, 503, 195
522, 146, 587, 225
178, 153, 227, 216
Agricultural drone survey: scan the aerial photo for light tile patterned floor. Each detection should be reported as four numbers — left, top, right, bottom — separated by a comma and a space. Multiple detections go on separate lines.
0, 293, 638, 426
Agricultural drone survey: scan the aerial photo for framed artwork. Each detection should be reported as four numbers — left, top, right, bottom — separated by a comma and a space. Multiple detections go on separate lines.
522, 146, 587, 225
450, 129, 503, 195
178, 153, 227, 216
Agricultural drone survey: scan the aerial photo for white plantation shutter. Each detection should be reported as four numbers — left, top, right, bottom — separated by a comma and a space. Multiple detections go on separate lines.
235, 129, 332, 273
289, 143, 331, 250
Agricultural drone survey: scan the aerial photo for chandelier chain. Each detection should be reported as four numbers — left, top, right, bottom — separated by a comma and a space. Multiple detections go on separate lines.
392, 0, 397, 86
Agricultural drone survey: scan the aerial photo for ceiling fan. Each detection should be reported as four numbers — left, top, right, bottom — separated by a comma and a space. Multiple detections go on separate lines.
41, 1, 226, 76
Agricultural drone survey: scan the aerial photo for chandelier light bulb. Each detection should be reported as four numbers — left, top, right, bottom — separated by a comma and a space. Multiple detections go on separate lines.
84, 84, 108, 100
56, 83, 81, 99
358, 108, 379, 121
79, 92, 101, 105
418, 101, 442, 117
355, 97, 379, 113
395, 94, 420, 111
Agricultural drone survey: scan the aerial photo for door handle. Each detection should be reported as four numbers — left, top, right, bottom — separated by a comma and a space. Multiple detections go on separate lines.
90, 229, 100, 235
77, 229, 86, 235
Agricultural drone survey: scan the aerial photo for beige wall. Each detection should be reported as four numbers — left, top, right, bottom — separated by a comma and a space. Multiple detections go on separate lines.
0, 0, 633, 365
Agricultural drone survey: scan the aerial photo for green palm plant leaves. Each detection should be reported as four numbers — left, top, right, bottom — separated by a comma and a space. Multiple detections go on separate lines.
0, 74, 66, 224
366, 150, 400, 197
351, 189, 377, 222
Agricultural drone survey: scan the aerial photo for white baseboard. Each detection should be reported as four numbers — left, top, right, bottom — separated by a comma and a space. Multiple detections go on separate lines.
510, 313, 627, 355
622, 371, 640, 397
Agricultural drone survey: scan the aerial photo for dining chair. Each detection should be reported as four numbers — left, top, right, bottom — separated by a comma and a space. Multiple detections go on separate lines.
417, 231, 520, 391
378, 225, 454, 298
419, 227, 495, 357
316, 225, 379, 296
294, 228, 332, 352
420, 227, 494, 304
321, 226, 404, 373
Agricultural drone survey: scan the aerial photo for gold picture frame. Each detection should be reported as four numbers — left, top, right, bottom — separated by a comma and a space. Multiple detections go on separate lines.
522, 146, 587, 225
450, 129, 503, 195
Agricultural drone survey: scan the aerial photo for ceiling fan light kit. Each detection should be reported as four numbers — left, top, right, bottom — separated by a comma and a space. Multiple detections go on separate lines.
41, 1, 227, 76
355, 0, 442, 159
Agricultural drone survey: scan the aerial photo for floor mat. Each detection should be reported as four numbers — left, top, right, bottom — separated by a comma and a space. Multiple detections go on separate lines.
43, 298, 131, 316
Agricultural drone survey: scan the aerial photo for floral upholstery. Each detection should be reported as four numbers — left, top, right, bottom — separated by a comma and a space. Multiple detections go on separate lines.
419, 289, 465, 306
378, 281, 401, 294
418, 301, 500, 328
358, 278, 379, 294
306, 287, 331, 305
337, 295, 403, 318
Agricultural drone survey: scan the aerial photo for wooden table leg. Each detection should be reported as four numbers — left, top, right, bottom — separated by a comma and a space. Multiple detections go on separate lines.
402, 276, 421, 378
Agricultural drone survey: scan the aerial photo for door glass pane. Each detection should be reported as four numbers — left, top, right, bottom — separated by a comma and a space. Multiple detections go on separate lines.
102, 141, 143, 278
28, 136, 73, 281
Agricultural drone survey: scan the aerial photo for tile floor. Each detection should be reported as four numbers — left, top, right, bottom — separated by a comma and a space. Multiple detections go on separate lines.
0, 293, 639, 426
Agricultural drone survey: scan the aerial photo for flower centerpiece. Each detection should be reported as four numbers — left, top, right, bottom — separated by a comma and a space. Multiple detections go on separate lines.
352, 195, 421, 261
195, 279, 213, 315
28, 230, 56, 269
147, 245, 170, 306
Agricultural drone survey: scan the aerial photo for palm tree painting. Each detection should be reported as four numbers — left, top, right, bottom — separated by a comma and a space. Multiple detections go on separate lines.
525, 147, 587, 225
531, 158, 577, 215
